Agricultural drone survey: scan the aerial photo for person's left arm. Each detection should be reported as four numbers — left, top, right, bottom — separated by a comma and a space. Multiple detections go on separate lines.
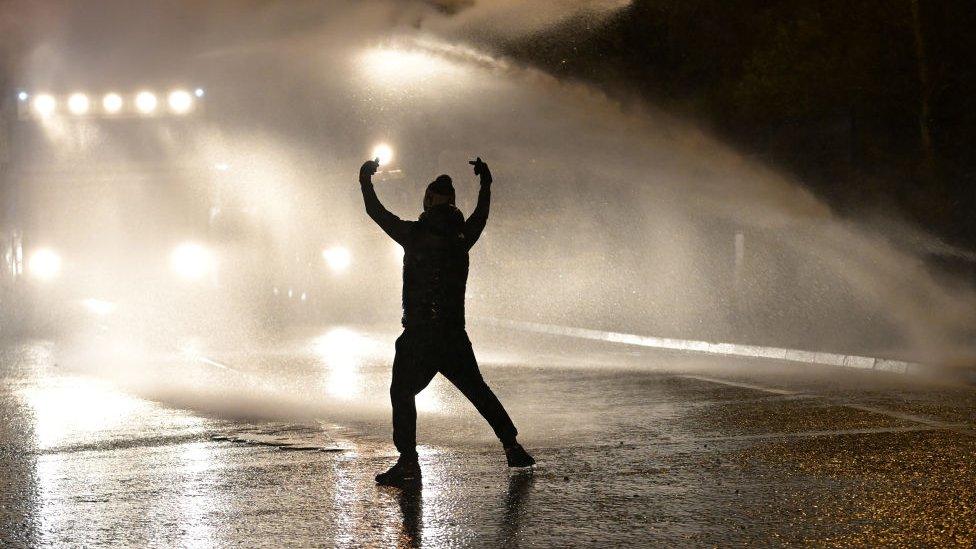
464, 157, 492, 249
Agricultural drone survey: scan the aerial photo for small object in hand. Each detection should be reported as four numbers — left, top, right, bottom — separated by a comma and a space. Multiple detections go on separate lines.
360, 158, 380, 180
469, 156, 485, 176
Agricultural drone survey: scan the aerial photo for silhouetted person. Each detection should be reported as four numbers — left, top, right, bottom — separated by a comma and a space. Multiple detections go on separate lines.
359, 156, 535, 485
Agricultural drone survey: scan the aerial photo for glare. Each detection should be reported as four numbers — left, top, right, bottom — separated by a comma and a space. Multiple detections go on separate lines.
18, 91, 28, 101
360, 47, 465, 91
178, 442, 222, 548
32, 94, 56, 118
180, 440, 215, 474
323, 246, 352, 273
20, 377, 152, 450
372, 143, 394, 166
362, 48, 456, 79
313, 328, 375, 398
102, 93, 123, 114
82, 298, 116, 316
28, 249, 61, 280
135, 91, 158, 114
170, 242, 215, 280
194, 88, 205, 97
393, 242, 404, 263
168, 89, 193, 114
214, 163, 229, 172
67, 93, 90, 115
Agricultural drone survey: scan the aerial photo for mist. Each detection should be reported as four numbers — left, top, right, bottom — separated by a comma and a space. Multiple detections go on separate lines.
5, 0, 976, 415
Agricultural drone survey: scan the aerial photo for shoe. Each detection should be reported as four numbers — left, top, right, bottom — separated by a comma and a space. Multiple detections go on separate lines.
375, 457, 422, 485
504, 443, 535, 468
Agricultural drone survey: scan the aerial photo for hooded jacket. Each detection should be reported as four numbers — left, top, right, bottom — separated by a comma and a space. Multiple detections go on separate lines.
360, 177, 491, 328
401, 204, 468, 326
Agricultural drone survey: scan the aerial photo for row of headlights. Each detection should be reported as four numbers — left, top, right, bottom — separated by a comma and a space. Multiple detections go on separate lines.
26, 243, 216, 283
19, 88, 204, 118
26, 243, 403, 282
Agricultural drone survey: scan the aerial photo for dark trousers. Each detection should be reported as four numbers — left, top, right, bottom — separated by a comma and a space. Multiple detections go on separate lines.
391, 327, 518, 458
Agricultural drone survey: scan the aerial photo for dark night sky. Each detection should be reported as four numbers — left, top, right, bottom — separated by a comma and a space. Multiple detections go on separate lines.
495, 1, 976, 251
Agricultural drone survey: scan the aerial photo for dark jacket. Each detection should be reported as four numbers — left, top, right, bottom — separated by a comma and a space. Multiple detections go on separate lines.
360, 179, 491, 327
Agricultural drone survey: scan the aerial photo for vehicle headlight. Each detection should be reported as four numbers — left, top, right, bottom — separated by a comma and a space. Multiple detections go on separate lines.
135, 91, 158, 114
167, 89, 193, 114
67, 93, 90, 115
102, 93, 123, 114
170, 242, 215, 280
32, 94, 56, 118
28, 248, 62, 281
323, 246, 352, 273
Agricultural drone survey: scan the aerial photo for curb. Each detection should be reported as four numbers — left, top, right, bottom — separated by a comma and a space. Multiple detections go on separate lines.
472, 316, 923, 375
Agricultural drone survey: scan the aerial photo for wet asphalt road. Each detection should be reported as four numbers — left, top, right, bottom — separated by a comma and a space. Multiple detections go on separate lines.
1, 324, 975, 547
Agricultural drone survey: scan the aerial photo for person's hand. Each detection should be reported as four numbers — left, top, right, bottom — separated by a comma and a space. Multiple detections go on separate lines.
469, 157, 492, 185
359, 158, 380, 184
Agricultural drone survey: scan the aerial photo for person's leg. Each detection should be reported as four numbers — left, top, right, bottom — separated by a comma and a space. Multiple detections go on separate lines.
390, 330, 439, 459
438, 330, 518, 445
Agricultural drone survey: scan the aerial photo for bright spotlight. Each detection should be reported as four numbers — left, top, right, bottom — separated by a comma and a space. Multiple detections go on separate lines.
135, 91, 158, 114
364, 48, 449, 78
361, 47, 464, 92
372, 143, 394, 166
28, 249, 62, 281
323, 247, 352, 273
32, 94, 56, 118
170, 243, 214, 280
102, 93, 123, 114
17, 91, 28, 101
168, 89, 193, 114
194, 88, 205, 97
67, 93, 90, 115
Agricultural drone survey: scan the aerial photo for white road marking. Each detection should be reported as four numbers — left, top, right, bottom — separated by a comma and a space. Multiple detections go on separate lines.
198, 355, 234, 372
677, 374, 798, 395
676, 373, 976, 436
841, 403, 976, 437
193, 354, 275, 391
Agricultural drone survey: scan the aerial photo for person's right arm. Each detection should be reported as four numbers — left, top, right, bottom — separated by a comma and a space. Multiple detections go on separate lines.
359, 159, 411, 245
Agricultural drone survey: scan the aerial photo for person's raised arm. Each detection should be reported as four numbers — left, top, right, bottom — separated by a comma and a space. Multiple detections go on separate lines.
360, 159, 411, 245
464, 157, 492, 249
